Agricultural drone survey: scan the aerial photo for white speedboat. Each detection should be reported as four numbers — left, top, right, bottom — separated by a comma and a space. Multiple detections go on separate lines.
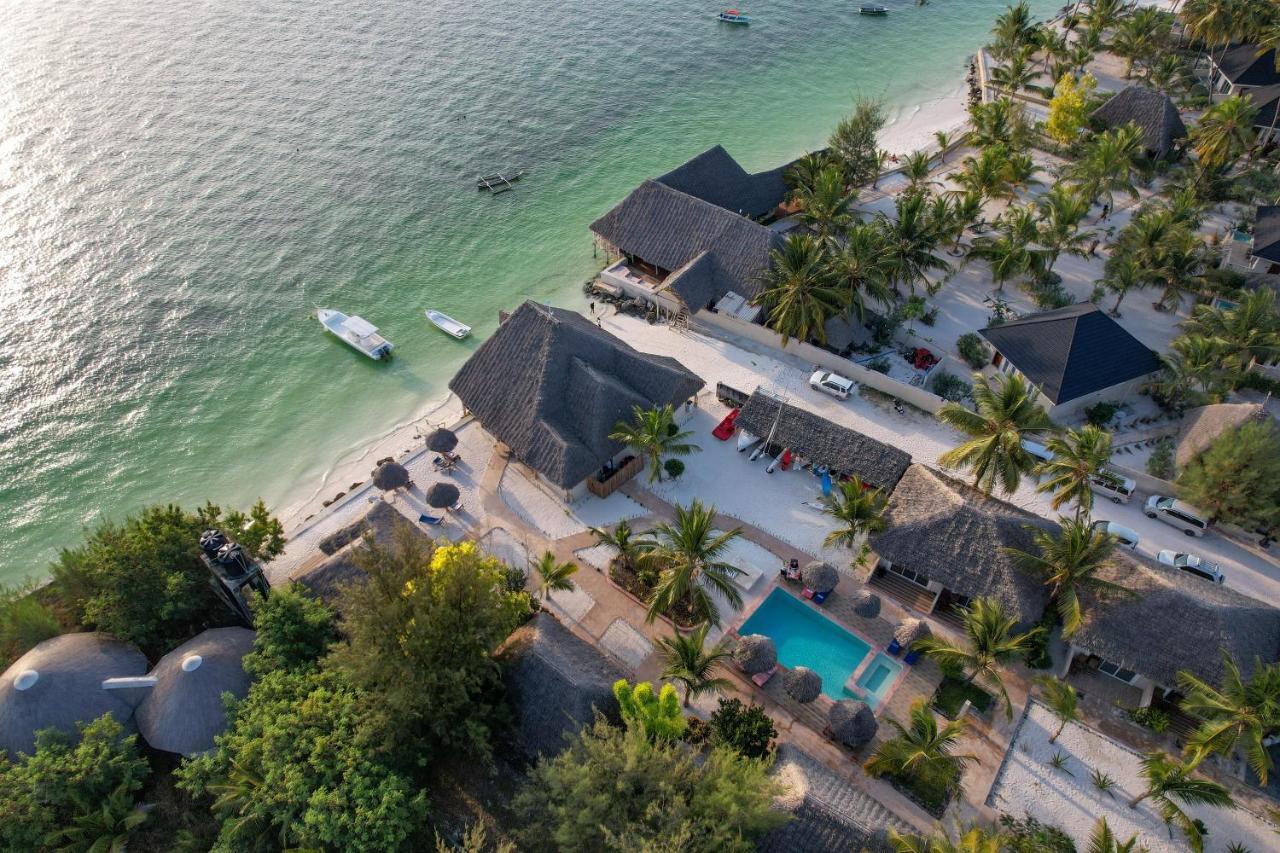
425, 309, 471, 340
736, 429, 760, 453
317, 309, 393, 360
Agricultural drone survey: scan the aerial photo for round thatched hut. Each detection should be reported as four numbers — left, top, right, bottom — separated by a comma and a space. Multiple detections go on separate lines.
425, 428, 459, 453
829, 699, 877, 748
733, 634, 777, 675
426, 482, 461, 509
851, 589, 881, 618
782, 666, 822, 703
372, 461, 410, 491
801, 561, 839, 595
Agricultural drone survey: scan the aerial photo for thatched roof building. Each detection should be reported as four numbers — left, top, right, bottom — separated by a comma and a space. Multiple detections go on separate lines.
653, 145, 791, 219
870, 465, 1054, 625
1090, 86, 1186, 158
135, 627, 254, 756
0, 633, 147, 759
736, 390, 912, 490
294, 501, 433, 603
1071, 554, 1280, 691
760, 744, 905, 852
1175, 402, 1268, 470
448, 301, 703, 490
499, 613, 625, 758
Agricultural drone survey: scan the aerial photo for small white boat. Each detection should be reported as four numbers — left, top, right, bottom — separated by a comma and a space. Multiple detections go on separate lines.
317, 309, 393, 360
717, 9, 750, 24
859, 4, 889, 14
425, 309, 471, 340
736, 429, 760, 453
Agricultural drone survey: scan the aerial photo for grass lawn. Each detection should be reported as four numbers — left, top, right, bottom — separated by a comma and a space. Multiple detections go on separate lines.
932, 676, 994, 719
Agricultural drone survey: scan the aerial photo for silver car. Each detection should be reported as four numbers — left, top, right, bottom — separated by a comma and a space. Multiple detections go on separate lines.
1158, 549, 1225, 585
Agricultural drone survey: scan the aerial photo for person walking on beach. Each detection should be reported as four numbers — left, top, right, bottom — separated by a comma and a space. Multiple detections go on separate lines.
1099, 202, 1110, 222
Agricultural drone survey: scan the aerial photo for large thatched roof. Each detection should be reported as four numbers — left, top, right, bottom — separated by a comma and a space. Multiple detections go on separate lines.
870, 465, 1054, 626
590, 179, 781, 309
499, 613, 625, 758
448, 301, 703, 488
1073, 554, 1280, 689
0, 633, 147, 759
760, 744, 904, 852
1090, 86, 1186, 157
654, 144, 790, 219
135, 627, 254, 756
1175, 402, 1267, 470
294, 501, 433, 604
736, 390, 912, 489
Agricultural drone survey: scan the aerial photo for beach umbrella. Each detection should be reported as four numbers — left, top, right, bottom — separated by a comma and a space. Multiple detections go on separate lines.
783, 666, 822, 704
425, 427, 458, 453
0, 633, 147, 760
733, 634, 777, 675
801, 561, 840, 595
426, 482, 461, 510
829, 699, 877, 749
893, 618, 931, 649
851, 589, 881, 619
135, 627, 254, 756
372, 461, 410, 491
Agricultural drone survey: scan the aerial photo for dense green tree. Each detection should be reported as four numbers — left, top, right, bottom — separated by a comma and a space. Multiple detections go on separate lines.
708, 697, 778, 759
657, 623, 732, 707
50, 501, 285, 657
610, 404, 700, 483
937, 371, 1056, 495
512, 719, 787, 853
1007, 518, 1124, 637
1036, 424, 1113, 516
325, 535, 531, 761
829, 99, 887, 188
1127, 752, 1233, 853
821, 475, 888, 551
1177, 419, 1280, 528
755, 233, 847, 345
1183, 288, 1280, 372
1179, 653, 1280, 785
244, 582, 337, 676
43, 781, 148, 852
0, 715, 150, 851
1046, 72, 1096, 144
0, 581, 60, 667
641, 500, 743, 627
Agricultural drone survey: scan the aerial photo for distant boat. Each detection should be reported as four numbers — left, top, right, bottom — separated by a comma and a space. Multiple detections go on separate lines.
317, 309, 393, 360
859, 4, 889, 14
425, 309, 471, 340
717, 9, 750, 24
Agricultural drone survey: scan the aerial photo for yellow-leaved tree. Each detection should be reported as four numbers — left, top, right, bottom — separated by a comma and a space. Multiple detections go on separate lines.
1046, 73, 1096, 145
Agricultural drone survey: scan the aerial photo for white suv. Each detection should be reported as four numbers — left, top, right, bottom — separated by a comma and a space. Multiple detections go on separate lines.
810, 370, 855, 400
1158, 549, 1225, 585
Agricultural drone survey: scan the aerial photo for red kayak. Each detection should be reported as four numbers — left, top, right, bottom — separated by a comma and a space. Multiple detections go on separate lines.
712, 408, 740, 440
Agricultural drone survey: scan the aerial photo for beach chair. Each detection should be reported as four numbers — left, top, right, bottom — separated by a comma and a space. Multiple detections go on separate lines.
903, 649, 922, 665
886, 638, 903, 656
751, 666, 777, 687
419, 513, 443, 526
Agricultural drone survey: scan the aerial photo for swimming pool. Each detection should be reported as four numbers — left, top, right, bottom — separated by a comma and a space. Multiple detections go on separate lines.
740, 587, 886, 701
855, 653, 904, 709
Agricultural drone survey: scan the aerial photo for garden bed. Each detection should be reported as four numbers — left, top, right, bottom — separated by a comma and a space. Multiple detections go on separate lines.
883, 767, 959, 818
607, 562, 699, 629
931, 676, 994, 719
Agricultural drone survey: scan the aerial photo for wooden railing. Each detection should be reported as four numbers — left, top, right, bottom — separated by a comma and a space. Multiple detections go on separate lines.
586, 455, 644, 499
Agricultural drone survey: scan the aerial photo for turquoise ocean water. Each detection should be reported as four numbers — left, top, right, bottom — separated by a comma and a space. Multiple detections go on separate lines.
0, 0, 1058, 585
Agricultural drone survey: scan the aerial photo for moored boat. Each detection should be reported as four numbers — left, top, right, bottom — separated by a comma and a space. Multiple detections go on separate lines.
425, 309, 471, 340
717, 9, 750, 24
317, 309, 393, 360
859, 4, 889, 14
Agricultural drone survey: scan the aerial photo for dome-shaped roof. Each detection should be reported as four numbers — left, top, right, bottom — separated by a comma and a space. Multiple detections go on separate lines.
0, 633, 147, 759
782, 666, 822, 703
135, 627, 255, 756
733, 634, 777, 675
801, 561, 840, 595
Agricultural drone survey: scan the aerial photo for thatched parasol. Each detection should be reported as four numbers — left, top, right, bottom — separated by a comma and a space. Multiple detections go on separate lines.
893, 618, 931, 649
801, 561, 839, 595
733, 634, 777, 675
829, 699, 877, 748
372, 461, 410, 491
426, 482, 461, 509
783, 666, 822, 703
425, 427, 458, 453
851, 589, 881, 619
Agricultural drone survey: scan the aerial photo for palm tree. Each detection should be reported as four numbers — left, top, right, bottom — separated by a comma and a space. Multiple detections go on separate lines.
43, 783, 147, 853
1146, 336, 1234, 412
888, 822, 1006, 853
1003, 150, 1042, 198
532, 551, 578, 602
1103, 255, 1144, 316
876, 191, 951, 295
969, 98, 1032, 151
1127, 752, 1234, 853
866, 700, 979, 793
948, 192, 984, 252
902, 150, 936, 190
937, 371, 1056, 495
1036, 424, 1113, 517
1147, 54, 1191, 94
755, 233, 847, 346
1086, 818, 1144, 853
657, 623, 733, 706
952, 147, 1013, 203
913, 597, 1042, 718
1178, 653, 1280, 784
1111, 8, 1172, 77
1183, 289, 1280, 372
933, 129, 953, 163
793, 164, 857, 243
990, 0, 1036, 61
1070, 125, 1143, 211
1039, 676, 1081, 743
1037, 185, 1095, 276
991, 45, 1038, 93
831, 221, 895, 321
642, 500, 743, 627
1084, 0, 1128, 38
1151, 228, 1206, 312
1180, 0, 1235, 65
1007, 519, 1125, 637
591, 519, 648, 575
966, 206, 1045, 293
1192, 95, 1258, 171
785, 150, 836, 195
821, 476, 888, 551
610, 404, 699, 483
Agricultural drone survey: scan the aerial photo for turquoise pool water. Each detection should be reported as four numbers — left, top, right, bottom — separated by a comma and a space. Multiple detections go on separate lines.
855, 653, 905, 709
740, 588, 873, 700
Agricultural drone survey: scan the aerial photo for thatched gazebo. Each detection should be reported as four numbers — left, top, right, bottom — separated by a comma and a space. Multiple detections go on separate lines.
0, 633, 148, 759
372, 461, 410, 491
851, 589, 881, 619
426, 482, 461, 510
733, 634, 777, 675
829, 699, 877, 749
801, 561, 839, 595
425, 427, 458, 453
135, 627, 254, 756
893, 617, 931, 650
783, 666, 822, 704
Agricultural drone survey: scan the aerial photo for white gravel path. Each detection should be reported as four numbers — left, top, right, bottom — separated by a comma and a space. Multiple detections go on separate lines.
499, 465, 588, 540
600, 619, 654, 672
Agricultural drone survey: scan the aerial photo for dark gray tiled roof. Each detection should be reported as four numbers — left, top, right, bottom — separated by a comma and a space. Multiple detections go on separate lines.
448, 301, 704, 488
1215, 44, 1280, 87
736, 390, 911, 490
655, 144, 790, 219
1246, 83, 1280, 132
590, 179, 781, 308
979, 303, 1161, 405
1090, 86, 1186, 156
1255, 205, 1280, 264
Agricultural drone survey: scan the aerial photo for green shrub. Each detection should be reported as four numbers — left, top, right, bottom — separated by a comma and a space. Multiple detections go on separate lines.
957, 333, 990, 370
932, 676, 994, 719
663, 458, 686, 480
999, 815, 1075, 853
0, 583, 60, 668
867, 356, 892, 374
1147, 438, 1175, 480
930, 371, 971, 402
708, 697, 777, 759
1127, 706, 1170, 733
1084, 401, 1117, 427
1023, 611, 1055, 670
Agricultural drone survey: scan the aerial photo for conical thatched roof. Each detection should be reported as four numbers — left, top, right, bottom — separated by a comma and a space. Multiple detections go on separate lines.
425, 428, 458, 452
0, 633, 147, 759
1090, 85, 1186, 157
426, 482, 460, 509
829, 699, 877, 748
372, 461, 410, 491
851, 590, 881, 619
893, 618, 931, 648
783, 666, 823, 703
135, 627, 254, 756
734, 634, 777, 675
801, 561, 839, 595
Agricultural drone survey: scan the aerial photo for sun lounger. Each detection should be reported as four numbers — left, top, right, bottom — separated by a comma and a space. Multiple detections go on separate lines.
886, 639, 902, 656
419, 513, 443, 526
751, 666, 777, 687
903, 649, 921, 665
801, 587, 828, 603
